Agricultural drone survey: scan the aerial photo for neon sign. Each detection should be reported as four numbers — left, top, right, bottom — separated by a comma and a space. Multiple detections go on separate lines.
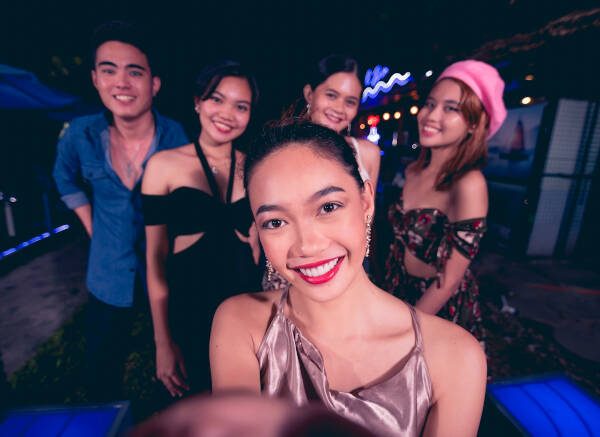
364, 65, 389, 87
362, 66, 413, 103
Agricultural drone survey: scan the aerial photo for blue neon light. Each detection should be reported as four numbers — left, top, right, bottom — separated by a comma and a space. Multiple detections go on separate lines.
54, 224, 70, 233
1, 248, 17, 257
0, 224, 70, 260
364, 65, 390, 88
488, 375, 600, 436
362, 72, 413, 102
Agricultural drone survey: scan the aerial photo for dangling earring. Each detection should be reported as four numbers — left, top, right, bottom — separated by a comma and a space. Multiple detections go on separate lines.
266, 260, 274, 282
305, 103, 311, 116
365, 215, 372, 258
347, 123, 351, 137
194, 104, 200, 114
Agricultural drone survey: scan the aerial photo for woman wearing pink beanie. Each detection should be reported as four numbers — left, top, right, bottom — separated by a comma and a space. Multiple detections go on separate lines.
385, 60, 506, 343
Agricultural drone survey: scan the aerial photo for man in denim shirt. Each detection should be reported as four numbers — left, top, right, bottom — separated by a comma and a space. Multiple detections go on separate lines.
53, 21, 188, 400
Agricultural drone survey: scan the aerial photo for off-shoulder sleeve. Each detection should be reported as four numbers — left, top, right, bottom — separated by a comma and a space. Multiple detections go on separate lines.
448, 218, 487, 260
141, 194, 170, 225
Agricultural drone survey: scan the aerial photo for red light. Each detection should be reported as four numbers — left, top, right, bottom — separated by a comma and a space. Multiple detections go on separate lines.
367, 115, 380, 127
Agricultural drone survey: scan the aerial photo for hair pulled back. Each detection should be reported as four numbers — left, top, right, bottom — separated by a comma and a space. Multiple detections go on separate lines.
244, 120, 364, 190
283, 54, 361, 119
194, 59, 259, 107
307, 54, 361, 90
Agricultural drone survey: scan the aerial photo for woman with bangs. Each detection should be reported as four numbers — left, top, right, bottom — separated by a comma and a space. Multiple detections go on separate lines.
385, 60, 507, 342
142, 60, 262, 396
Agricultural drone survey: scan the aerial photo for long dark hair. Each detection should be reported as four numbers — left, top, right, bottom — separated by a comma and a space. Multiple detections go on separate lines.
244, 119, 364, 190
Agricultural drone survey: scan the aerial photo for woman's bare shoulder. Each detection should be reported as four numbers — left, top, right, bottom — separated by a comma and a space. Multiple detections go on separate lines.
146, 143, 195, 170
355, 138, 381, 157
452, 170, 488, 218
417, 311, 486, 400
143, 144, 195, 193
214, 291, 282, 340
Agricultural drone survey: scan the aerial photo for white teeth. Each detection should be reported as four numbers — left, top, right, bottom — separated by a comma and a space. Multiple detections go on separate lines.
214, 121, 232, 130
115, 95, 135, 101
423, 126, 439, 133
298, 258, 339, 277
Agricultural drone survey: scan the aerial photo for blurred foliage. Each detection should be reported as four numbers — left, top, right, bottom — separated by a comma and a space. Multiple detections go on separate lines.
8, 304, 172, 422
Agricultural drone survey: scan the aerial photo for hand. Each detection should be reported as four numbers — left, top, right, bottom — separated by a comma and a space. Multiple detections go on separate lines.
235, 223, 260, 265
130, 392, 378, 437
155, 342, 189, 397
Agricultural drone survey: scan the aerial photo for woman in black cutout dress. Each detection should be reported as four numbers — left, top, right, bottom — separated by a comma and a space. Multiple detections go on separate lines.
141, 61, 261, 396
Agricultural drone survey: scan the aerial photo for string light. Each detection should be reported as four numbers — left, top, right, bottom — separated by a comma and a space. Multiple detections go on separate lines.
525, 74, 534, 81
410, 106, 419, 115
359, 123, 365, 130
521, 97, 532, 105
383, 112, 390, 121
394, 111, 401, 119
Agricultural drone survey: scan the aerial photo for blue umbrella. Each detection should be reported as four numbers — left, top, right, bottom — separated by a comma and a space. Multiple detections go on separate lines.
0, 63, 80, 109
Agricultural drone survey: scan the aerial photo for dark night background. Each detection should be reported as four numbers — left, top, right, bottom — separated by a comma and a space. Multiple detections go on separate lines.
2, 0, 599, 124
1, 1, 600, 428
2, 0, 600, 256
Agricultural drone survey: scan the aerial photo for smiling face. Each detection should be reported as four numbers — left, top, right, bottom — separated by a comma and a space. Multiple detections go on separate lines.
91, 41, 160, 121
304, 72, 361, 134
417, 79, 470, 149
248, 144, 373, 301
196, 76, 252, 146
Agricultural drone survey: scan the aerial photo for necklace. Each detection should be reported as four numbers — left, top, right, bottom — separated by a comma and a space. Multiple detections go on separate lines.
201, 148, 231, 175
110, 128, 152, 181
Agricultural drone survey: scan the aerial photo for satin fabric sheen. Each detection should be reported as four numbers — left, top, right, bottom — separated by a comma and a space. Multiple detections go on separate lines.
257, 289, 432, 437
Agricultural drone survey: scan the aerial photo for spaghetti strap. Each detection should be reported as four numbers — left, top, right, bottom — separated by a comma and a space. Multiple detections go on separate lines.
193, 139, 236, 203
406, 305, 424, 351
348, 137, 369, 182
277, 286, 289, 314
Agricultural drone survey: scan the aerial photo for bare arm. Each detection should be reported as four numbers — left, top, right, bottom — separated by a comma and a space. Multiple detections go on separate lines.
416, 172, 488, 315
210, 296, 263, 392
74, 204, 93, 237
142, 155, 189, 397
422, 326, 487, 437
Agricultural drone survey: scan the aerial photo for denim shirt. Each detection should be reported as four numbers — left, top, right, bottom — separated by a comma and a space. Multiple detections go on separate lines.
53, 110, 189, 307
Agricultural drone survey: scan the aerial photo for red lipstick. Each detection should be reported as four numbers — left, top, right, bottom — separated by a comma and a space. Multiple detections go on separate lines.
292, 256, 344, 285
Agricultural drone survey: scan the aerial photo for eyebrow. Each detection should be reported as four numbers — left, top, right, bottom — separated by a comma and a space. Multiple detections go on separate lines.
97, 61, 147, 71
255, 185, 346, 215
212, 90, 251, 105
427, 96, 460, 105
